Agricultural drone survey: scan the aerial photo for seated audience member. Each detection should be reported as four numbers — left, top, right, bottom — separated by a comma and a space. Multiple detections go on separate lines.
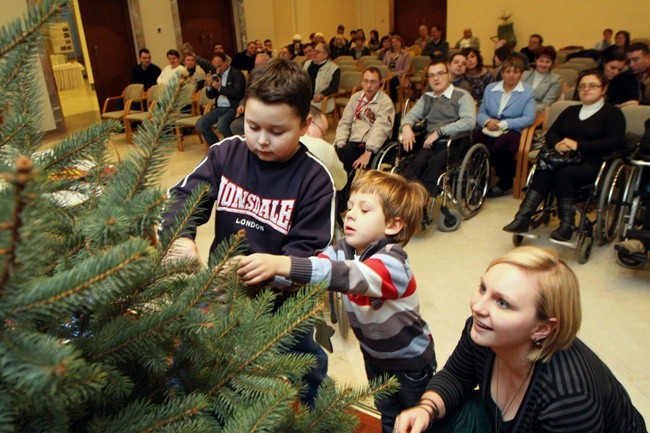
492, 40, 530, 81
503, 70, 625, 241
599, 49, 639, 107
304, 43, 341, 114
301, 106, 347, 192
414, 25, 432, 54
130, 48, 161, 91
231, 41, 257, 73
157, 49, 187, 85
626, 42, 650, 105
182, 52, 207, 91
462, 47, 493, 105
279, 46, 292, 61
422, 25, 449, 61
394, 246, 648, 433
473, 56, 535, 198
213, 42, 225, 55
313, 32, 326, 46
602, 30, 631, 58
521, 46, 561, 112
254, 39, 264, 54
263, 39, 278, 58
350, 36, 371, 60
195, 53, 246, 143
329, 24, 348, 50
382, 35, 412, 103
229, 53, 270, 136
287, 34, 304, 59
399, 61, 476, 200
448, 52, 471, 93
302, 43, 315, 62
330, 35, 350, 60
375, 35, 392, 61
454, 28, 480, 50
520, 34, 543, 65
334, 66, 395, 212
181, 42, 213, 75
368, 29, 380, 53
594, 28, 614, 51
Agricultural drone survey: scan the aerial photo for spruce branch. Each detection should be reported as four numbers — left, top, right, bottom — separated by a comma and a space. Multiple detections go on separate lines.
0, 0, 67, 60
0, 156, 33, 292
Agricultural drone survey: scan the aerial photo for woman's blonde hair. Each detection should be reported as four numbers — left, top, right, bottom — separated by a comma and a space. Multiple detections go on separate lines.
350, 171, 428, 246
487, 246, 581, 363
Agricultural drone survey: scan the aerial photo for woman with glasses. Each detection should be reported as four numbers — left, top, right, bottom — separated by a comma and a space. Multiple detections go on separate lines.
503, 69, 625, 241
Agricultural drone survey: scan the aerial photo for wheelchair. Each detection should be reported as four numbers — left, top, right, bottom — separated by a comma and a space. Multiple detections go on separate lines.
511, 155, 628, 264
369, 99, 490, 232
615, 157, 650, 269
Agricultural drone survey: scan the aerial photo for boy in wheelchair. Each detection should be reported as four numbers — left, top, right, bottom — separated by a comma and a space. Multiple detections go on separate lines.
398, 60, 476, 205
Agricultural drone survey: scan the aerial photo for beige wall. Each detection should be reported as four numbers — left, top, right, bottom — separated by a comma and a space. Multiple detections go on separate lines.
139, 0, 177, 66
446, 0, 650, 52
243, 0, 649, 53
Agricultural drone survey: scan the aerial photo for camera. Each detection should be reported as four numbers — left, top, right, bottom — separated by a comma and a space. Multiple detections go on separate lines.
211, 72, 221, 80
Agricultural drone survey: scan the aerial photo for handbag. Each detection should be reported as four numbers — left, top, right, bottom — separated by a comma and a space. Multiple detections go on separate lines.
536, 147, 583, 171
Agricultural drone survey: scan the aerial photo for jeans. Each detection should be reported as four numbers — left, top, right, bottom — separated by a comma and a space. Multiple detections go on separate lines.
196, 106, 236, 145
364, 358, 436, 433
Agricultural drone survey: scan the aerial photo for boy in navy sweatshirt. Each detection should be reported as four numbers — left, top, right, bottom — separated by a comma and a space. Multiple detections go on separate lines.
161, 59, 336, 407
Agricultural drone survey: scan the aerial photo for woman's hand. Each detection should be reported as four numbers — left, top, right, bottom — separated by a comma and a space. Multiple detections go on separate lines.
237, 254, 291, 286
393, 405, 431, 433
554, 138, 578, 154
485, 119, 501, 131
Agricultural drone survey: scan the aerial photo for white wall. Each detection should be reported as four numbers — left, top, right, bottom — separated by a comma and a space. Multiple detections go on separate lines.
6, 0, 57, 132
139, 0, 177, 66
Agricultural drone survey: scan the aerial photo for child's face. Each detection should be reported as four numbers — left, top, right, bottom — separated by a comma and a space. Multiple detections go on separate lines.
244, 98, 309, 162
345, 191, 401, 254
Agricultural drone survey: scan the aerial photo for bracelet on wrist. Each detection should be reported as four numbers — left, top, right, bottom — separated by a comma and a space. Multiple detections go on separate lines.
419, 397, 440, 424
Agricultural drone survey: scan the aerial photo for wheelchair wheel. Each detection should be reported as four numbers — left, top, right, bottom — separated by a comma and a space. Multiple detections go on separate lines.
616, 250, 646, 269
456, 143, 490, 219
529, 195, 554, 229
617, 166, 643, 241
332, 292, 350, 338
596, 159, 627, 245
371, 141, 400, 173
437, 208, 461, 232
576, 234, 593, 264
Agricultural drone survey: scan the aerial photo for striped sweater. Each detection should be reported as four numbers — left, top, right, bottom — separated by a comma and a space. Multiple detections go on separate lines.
427, 318, 647, 433
289, 237, 435, 371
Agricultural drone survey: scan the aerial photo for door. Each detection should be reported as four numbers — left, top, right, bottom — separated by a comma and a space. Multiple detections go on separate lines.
393, 0, 447, 46
177, 0, 236, 59
77, 0, 136, 109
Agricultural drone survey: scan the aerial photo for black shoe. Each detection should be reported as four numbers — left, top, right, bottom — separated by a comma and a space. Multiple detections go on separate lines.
550, 225, 574, 241
503, 217, 529, 233
487, 185, 511, 198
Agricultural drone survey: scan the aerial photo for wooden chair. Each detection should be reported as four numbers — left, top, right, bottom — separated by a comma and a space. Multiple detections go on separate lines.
333, 71, 362, 120
101, 83, 145, 130
360, 56, 382, 70
174, 87, 214, 152
404, 55, 431, 100
123, 84, 172, 143
565, 57, 597, 69
554, 68, 579, 100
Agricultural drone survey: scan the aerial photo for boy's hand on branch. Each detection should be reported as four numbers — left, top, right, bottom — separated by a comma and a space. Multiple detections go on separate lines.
237, 254, 291, 286
163, 237, 202, 267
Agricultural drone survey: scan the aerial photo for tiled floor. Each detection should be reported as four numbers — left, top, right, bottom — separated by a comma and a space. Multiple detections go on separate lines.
45, 83, 650, 423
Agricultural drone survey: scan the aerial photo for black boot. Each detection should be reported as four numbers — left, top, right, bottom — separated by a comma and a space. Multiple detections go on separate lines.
503, 190, 546, 233
550, 198, 575, 241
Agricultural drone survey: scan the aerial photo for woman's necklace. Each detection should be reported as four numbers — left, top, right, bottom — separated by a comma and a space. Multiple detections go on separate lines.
495, 358, 533, 433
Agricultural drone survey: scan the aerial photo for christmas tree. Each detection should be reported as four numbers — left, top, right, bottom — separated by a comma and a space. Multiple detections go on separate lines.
0, 1, 395, 431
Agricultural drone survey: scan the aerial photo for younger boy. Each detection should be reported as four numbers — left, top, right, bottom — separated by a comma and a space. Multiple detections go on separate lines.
161, 59, 336, 407
237, 170, 437, 433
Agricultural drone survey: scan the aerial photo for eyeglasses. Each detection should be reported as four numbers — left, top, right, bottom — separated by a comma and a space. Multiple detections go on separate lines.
578, 83, 603, 90
427, 71, 449, 78
310, 120, 327, 137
